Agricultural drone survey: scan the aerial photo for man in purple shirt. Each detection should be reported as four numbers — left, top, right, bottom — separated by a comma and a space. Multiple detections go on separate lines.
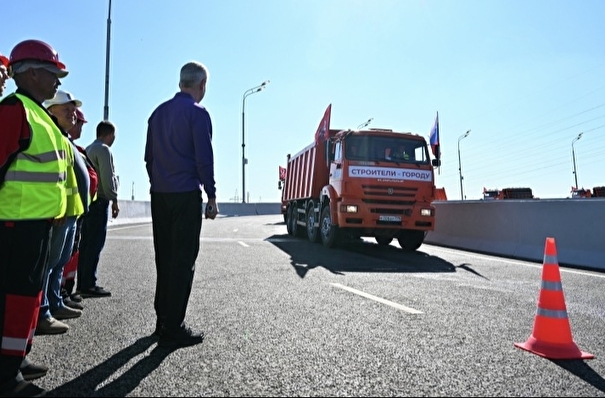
145, 61, 218, 348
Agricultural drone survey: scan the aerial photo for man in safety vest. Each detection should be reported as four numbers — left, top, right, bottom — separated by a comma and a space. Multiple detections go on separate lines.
61, 108, 98, 309
34, 90, 89, 336
0, 39, 70, 397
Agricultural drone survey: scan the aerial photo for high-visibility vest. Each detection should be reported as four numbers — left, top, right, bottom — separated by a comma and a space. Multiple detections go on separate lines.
64, 137, 85, 218
0, 94, 69, 220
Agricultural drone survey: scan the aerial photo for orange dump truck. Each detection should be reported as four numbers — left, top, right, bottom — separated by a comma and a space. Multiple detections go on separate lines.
280, 127, 440, 250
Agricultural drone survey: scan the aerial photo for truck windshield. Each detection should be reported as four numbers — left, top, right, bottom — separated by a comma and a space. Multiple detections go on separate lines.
345, 135, 430, 164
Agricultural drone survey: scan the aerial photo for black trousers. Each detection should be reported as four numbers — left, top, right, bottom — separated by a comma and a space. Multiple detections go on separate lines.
150, 190, 203, 331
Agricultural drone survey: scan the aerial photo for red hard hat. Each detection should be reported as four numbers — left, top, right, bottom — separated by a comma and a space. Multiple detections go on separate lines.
9, 39, 66, 70
0, 52, 8, 67
75, 108, 87, 123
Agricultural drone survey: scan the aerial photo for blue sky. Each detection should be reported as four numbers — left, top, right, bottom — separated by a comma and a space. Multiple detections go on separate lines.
2, 0, 604, 202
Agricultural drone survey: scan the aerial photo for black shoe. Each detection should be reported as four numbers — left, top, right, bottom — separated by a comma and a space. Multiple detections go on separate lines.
158, 325, 204, 348
0, 379, 47, 397
20, 359, 48, 381
80, 286, 111, 298
64, 297, 84, 310
69, 293, 83, 303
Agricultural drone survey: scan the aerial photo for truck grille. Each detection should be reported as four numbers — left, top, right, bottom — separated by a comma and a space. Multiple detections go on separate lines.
361, 184, 417, 207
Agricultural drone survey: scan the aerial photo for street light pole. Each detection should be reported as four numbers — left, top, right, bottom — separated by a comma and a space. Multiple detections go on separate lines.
103, 0, 112, 120
241, 80, 270, 203
572, 132, 583, 189
458, 129, 471, 200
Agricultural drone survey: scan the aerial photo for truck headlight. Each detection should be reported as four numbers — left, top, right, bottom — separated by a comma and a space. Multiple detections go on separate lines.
420, 208, 433, 217
340, 205, 358, 213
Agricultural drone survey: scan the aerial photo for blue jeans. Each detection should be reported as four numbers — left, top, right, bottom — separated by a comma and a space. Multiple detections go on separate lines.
77, 198, 109, 291
39, 216, 77, 320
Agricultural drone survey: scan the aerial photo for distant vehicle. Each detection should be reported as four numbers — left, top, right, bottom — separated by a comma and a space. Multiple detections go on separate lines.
570, 186, 592, 198
592, 186, 605, 197
483, 187, 534, 200
570, 186, 605, 198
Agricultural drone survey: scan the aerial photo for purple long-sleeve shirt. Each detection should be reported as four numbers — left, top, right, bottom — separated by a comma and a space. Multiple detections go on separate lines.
145, 92, 216, 198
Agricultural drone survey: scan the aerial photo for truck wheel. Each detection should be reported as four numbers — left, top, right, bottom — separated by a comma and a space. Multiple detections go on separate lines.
397, 230, 426, 251
320, 206, 339, 248
286, 206, 297, 236
375, 236, 393, 246
306, 205, 320, 243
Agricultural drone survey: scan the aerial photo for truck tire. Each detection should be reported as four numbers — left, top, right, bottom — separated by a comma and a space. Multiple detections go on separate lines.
375, 236, 393, 246
320, 205, 339, 248
286, 205, 297, 236
397, 230, 425, 251
306, 204, 320, 243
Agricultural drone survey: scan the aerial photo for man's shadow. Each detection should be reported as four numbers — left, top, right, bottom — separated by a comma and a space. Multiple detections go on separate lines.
48, 335, 176, 397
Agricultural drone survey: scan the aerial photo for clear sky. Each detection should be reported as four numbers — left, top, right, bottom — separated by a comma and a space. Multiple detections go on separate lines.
2, 0, 604, 202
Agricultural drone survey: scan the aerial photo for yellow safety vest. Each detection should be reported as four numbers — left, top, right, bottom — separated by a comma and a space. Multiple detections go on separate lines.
64, 137, 85, 218
0, 94, 69, 220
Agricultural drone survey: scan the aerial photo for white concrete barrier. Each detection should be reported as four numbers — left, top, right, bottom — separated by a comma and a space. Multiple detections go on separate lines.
425, 199, 605, 271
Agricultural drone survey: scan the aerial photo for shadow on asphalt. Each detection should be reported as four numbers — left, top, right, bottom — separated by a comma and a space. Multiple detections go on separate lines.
266, 233, 456, 278
552, 359, 605, 393
47, 335, 176, 397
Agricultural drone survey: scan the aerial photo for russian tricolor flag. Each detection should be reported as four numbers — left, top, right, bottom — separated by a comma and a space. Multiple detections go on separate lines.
429, 112, 439, 158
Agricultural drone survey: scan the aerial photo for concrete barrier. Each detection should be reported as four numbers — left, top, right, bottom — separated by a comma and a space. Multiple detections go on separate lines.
425, 199, 605, 271
112, 199, 605, 272
108, 201, 281, 226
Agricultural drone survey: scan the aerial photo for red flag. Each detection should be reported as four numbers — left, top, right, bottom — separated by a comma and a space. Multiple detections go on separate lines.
314, 104, 332, 145
279, 166, 286, 181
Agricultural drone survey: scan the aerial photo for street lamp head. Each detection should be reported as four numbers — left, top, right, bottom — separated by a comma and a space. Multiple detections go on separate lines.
458, 130, 471, 143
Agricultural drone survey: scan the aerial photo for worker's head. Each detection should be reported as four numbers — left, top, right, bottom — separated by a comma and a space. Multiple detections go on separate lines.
68, 108, 88, 140
44, 90, 82, 131
96, 120, 116, 147
179, 61, 208, 103
8, 39, 68, 103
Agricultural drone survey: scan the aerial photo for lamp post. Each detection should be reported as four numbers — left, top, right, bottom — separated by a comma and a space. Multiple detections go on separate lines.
103, 0, 112, 120
458, 129, 471, 200
241, 80, 270, 203
572, 132, 583, 189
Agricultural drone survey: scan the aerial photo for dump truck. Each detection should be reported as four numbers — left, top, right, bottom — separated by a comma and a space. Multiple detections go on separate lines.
279, 127, 440, 250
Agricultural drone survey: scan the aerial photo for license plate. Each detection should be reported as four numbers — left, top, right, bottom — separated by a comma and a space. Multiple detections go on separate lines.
379, 215, 401, 222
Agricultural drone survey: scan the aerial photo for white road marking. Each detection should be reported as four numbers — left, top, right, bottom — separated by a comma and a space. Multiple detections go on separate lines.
330, 283, 423, 314
238, 241, 250, 247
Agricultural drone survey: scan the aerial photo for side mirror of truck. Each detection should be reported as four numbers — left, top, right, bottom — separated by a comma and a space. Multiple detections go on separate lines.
432, 159, 441, 167
278, 181, 283, 190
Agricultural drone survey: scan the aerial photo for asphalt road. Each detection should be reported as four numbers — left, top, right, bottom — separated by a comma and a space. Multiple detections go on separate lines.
29, 215, 605, 397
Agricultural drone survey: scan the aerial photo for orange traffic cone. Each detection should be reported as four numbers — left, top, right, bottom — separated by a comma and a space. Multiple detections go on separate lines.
514, 237, 594, 359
